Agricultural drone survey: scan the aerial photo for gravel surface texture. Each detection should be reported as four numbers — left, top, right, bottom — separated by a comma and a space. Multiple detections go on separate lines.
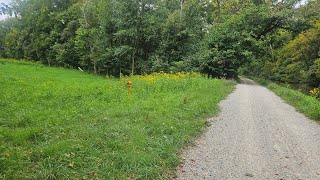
177, 78, 320, 180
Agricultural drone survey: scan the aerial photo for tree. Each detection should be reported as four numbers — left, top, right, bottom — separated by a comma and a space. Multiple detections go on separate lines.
275, 21, 320, 86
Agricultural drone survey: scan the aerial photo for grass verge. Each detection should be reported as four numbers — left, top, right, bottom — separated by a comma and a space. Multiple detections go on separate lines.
251, 77, 320, 121
0, 59, 235, 179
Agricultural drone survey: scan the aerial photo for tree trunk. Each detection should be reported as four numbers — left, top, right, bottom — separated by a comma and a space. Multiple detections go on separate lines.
93, 62, 97, 74
82, 0, 89, 28
180, 0, 184, 22
90, 46, 97, 74
217, 0, 221, 22
131, 49, 135, 76
270, 44, 275, 62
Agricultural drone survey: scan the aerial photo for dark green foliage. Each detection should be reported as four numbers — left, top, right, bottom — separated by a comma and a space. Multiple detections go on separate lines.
200, 18, 255, 78
0, 0, 319, 84
199, 5, 280, 79
0, 0, 210, 76
241, 1, 320, 88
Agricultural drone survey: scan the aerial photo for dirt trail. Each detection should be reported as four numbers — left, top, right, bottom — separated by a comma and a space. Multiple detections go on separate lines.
177, 78, 320, 180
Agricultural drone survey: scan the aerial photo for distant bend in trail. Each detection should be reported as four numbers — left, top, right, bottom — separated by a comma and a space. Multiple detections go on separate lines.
177, 77, 320, 179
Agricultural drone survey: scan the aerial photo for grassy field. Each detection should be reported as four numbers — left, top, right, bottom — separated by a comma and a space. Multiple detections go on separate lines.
0, 60, 235, 179
252, 77, 320, 121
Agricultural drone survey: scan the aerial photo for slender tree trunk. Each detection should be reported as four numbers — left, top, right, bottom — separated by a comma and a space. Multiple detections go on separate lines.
217, 0, 221, 22
131, 49, 135, 76
90, 46, 97, 74
180, 0, 184, 22
82, 0, 89, 28
93, 62, 97, 74
270, 44, 275, 62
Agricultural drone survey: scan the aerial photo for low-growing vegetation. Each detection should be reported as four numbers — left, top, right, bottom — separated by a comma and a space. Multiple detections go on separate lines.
252, 77, 320, 121
0, 60, 235, 179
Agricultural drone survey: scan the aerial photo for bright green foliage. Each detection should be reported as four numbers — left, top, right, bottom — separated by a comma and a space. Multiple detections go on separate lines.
0, 60, 235, 179
275, 21, 320, 86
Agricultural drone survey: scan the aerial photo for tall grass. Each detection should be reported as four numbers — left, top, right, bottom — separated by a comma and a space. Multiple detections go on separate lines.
0, 59, 235, 179
252, 77, 320, 121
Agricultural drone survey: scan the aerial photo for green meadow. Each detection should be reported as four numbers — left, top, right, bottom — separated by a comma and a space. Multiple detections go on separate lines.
0, 60, 235, 179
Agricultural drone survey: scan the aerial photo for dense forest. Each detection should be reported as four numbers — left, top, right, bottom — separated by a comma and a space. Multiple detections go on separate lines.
0, 0, 319, 87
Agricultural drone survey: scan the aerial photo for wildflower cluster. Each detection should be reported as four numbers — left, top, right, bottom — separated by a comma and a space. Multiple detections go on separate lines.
310, 88, 320, 99
133, 72, 200, 82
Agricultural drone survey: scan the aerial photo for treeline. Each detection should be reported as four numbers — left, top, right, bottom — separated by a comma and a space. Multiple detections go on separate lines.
0, 0, 319, 87
0, 0, 211, 76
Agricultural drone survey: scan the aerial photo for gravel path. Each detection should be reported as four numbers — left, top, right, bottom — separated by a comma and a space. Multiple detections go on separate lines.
177, 78, 320, 180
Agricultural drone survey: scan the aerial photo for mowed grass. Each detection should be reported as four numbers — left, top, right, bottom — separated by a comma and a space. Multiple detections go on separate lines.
0, 60, 235, 179
252, 77, 320, 121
